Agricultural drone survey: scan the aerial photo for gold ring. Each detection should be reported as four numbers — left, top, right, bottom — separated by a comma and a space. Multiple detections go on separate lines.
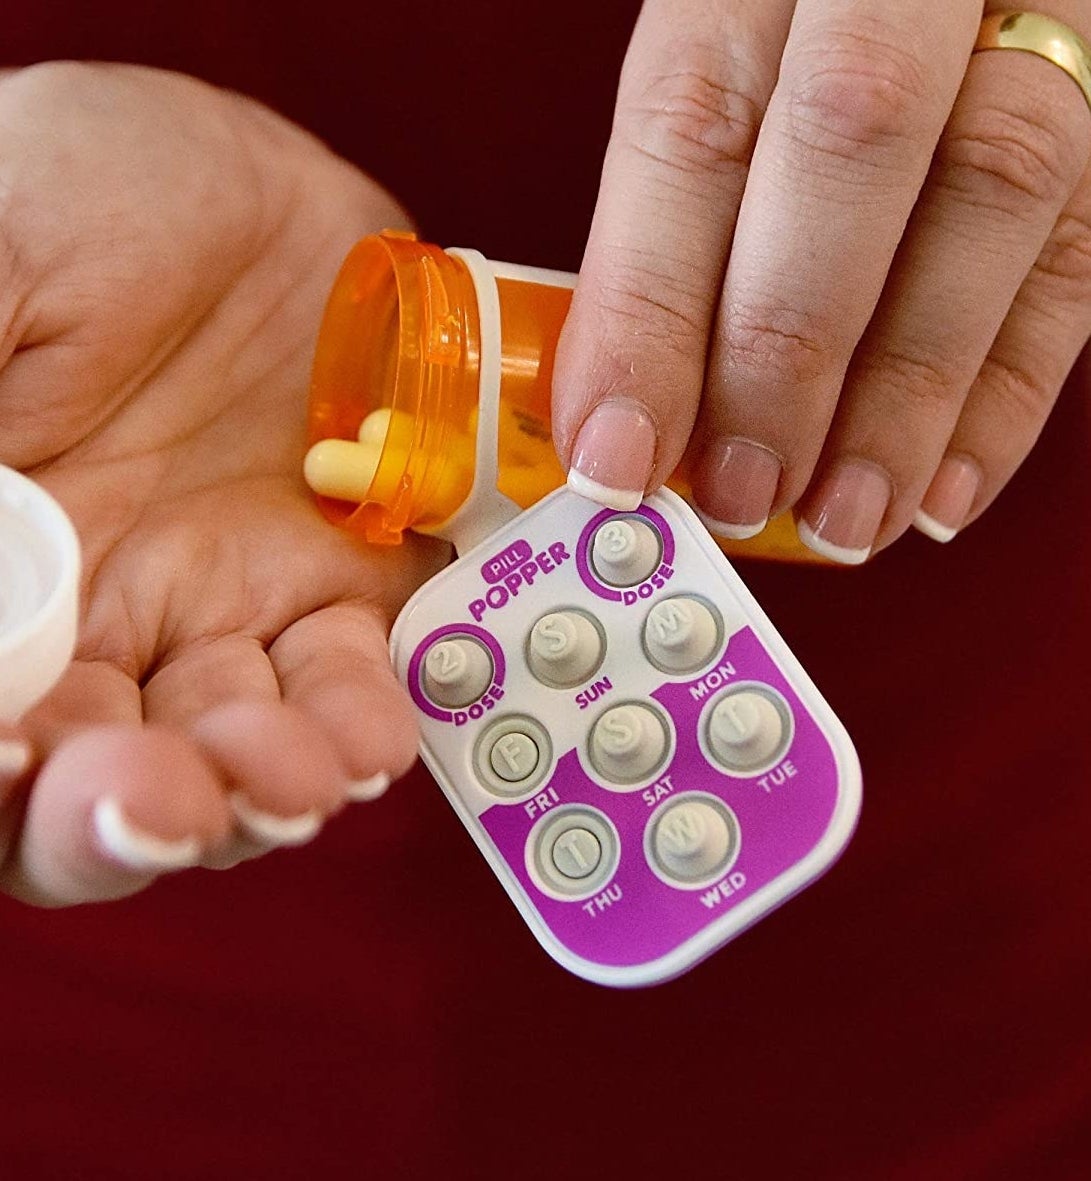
975, 12, 1091, 111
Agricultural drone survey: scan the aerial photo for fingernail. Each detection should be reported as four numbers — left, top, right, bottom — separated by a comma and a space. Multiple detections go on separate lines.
914, 454, 981, 543
566, 398, 657, 511
0, 739, 31, 778
229, 792, 322, 847
798, 460, 892, 565
92, 797, 202, 872
346, 771, 390, 802
692, 437, 782, 540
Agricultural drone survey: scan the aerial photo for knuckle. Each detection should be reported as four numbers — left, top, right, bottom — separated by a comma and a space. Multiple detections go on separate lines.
7, 59, 111, 106
871, 343, 964, 411
786, 28, 934, 164
594, 257, 709, 354
1033, 208, 1091, 293
722, 300, 835, 386
978, 354, 1057, 428
937, 104, 1080, 216
616, 55, 764, 180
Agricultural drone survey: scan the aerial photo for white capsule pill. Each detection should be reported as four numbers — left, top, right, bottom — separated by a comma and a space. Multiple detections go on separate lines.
303, 439, 382, 503
357, 407, 393, 445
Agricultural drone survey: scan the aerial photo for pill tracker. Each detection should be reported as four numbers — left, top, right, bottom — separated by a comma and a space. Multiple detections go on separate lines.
390, 487, 861, 987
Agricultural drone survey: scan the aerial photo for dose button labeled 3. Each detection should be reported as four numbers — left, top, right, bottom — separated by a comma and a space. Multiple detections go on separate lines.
527, 610, 604, 689
647, 795, 739, 887
706, 686, 791, 774
643, 596, 722, 673
422, 635, 494, 709
589, 702, 670, 785
591, 517, 662, 588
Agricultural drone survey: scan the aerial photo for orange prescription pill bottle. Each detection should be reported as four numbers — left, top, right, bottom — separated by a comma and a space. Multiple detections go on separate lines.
306, 231, 816, 560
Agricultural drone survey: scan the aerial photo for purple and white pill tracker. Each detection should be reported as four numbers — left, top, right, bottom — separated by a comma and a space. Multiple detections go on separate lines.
0, 465, 80, 725
390, 486, 861, 987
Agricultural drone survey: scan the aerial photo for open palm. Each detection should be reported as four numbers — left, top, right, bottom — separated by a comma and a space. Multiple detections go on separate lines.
0, 64, 447, 904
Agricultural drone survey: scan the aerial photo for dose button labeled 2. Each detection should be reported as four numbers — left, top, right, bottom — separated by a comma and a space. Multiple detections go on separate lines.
422, 635, 494, 709
527, 610, 604, 688
706, 686, 791, 774
475, 715, 552, 797
647, 794, 739, 888
591, 517, 662, 588
643, 596, 722, 673
589, 702, 671, 785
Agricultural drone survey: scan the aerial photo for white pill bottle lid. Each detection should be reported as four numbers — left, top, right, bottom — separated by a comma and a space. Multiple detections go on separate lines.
0, 465, 80, 724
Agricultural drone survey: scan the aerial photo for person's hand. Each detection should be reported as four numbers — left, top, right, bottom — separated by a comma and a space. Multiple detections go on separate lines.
554, 2, 1091, 562
0, 63, 447, 905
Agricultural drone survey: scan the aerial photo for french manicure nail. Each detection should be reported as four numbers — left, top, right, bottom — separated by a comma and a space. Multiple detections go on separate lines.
692, 437, 782, 540
566, 398, 657, 511
346, 771, 391, 802
798, 460, 892, 565
0, 739, 31, 778
229, 792, 322, 847
914, 454, 981, 543
92, 797, 202, 872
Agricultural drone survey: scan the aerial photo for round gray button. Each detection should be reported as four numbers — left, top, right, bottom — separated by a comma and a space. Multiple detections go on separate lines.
591, 517, 662, 587
589, 701, 671, 785
646, 794, 739, 888
706, 686, 791, 773
488, 731, 540, 783
527, 609, 604, 688
643, 596, 721, 673
527, 807, 619, 899
474, 716, 552, 797
550, 827, 602, 880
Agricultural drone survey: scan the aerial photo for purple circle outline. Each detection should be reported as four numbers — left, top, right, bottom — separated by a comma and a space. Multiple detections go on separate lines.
408, 623, 506, 723
575, 505, 676, 602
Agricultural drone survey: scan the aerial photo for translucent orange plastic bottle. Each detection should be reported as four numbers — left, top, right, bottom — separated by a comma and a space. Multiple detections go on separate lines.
306, 231, 816, 561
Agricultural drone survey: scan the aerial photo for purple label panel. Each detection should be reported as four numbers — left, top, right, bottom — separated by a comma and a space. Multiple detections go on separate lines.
480, 539, 533, 584
480, 628, 841, 969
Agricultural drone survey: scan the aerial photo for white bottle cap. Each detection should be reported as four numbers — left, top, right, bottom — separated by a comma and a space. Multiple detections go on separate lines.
0, 465, 81, 723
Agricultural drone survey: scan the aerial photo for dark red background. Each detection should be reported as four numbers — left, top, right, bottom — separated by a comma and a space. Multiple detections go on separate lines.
4, 3, 1090, 1177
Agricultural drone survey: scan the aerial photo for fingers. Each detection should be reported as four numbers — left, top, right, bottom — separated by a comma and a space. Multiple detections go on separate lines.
0, 725, 33, 849
689, 0, 981, 540
143, 637, 349, 863
1, 662, 231, 903
0, 725, 32, 784
5, 725, 234, 906
3, 604, 420, 904
792, 11, 1091, 559
191, 701, 347, 857
554, 0, 795, 507
916, 173, 1091, 540
141, 635, 281, 726
268, 602, 421, 800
